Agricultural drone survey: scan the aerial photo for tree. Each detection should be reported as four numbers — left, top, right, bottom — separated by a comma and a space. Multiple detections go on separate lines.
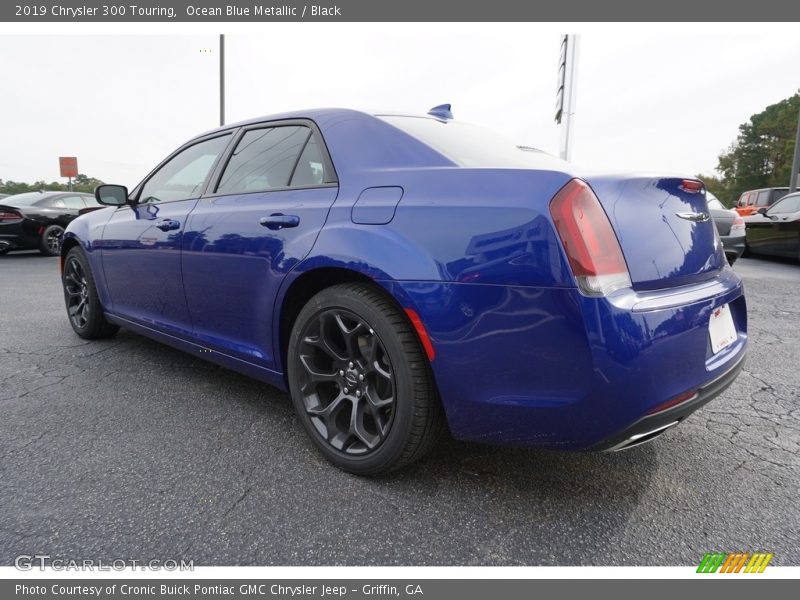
0, 174, 104, 195
716, 92, 800, 205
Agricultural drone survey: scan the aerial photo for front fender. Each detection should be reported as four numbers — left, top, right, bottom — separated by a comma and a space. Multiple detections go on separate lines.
61, 209, 115, 311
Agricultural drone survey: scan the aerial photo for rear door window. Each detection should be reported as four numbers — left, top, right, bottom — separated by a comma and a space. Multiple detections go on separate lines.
755, 190, 771, 207
216, 126, 313, 194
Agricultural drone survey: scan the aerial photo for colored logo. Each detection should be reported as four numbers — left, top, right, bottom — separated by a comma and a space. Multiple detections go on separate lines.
697, 552, 773, 573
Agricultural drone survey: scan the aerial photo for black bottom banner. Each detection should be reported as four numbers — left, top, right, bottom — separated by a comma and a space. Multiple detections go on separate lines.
2, 579, 792, 600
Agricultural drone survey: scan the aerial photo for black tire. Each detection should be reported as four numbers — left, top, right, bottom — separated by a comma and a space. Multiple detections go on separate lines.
39, 224, 65, 256
742, 241, 751, 258
61, 247, 119, 339
287, 283, 445, 475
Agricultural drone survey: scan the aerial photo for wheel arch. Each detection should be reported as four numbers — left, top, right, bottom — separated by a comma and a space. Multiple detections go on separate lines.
274, 264, 435, 388
59, 233, 83, 272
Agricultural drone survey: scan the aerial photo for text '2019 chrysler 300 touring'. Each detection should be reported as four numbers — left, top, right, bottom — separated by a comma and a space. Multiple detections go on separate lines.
60, 106, 746, 474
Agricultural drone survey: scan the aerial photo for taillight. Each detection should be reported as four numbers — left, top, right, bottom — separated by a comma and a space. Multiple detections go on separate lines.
0, 210, 22, 221
679, 179, 704, 193
731, 216, 745, 231
549, 179, 631, 296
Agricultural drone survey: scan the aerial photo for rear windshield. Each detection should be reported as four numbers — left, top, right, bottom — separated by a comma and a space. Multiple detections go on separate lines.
378, 115, 562, 169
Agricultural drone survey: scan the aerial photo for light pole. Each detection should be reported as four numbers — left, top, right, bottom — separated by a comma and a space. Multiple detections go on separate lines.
219, 34, 225, 127
790, 104, 800, 193
555, 34, 580, 162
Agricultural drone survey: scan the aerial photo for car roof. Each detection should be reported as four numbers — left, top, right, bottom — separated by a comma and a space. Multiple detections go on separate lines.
2, 191, 94, 202
742, 187, 789, 193
195, 108, 438, 138
7, 191, 92, 196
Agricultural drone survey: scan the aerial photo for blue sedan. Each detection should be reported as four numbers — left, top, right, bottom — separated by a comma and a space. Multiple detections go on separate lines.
60, 106, 747, 474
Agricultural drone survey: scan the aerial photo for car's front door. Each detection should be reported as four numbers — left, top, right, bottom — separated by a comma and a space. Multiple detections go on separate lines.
769, 195, 800, 257
181, 122, 338, 369
101, 133, 232, 335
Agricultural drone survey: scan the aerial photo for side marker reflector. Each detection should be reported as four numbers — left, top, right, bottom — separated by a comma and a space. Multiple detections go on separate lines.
404, 308, 435, 361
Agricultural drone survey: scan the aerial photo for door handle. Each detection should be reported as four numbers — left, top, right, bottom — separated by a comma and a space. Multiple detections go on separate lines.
260, 213, 300, 230
155, 219, 180, 231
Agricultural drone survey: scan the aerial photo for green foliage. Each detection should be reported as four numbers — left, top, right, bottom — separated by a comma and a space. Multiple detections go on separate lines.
0, 174, 104, 196
715, 92, 800, 205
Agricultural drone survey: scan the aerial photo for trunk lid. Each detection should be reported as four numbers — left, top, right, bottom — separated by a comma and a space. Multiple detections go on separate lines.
582, 175, 725, 290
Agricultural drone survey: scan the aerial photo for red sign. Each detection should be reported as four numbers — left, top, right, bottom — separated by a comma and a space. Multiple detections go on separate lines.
59, 156, 78, 178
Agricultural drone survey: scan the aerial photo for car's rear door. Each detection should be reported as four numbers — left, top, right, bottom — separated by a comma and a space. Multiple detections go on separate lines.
181, 121, 338, 370
101, 133, 233, 335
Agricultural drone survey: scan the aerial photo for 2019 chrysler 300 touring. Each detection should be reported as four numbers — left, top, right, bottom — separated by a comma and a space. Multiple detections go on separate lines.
59, 106, 747, 474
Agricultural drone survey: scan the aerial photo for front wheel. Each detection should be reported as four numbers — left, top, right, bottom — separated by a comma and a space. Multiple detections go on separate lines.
287, 283, 444, 475
61, 247, 119, 339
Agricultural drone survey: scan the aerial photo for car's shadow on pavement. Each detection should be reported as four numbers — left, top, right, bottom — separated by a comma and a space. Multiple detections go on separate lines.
1, 317, 657, 566
0, 251, 54, 259
133, 332, 658, 548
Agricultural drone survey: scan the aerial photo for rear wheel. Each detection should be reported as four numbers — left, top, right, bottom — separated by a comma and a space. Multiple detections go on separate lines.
287, 283, 444, 475
39, 224, 64, 256
62, 247, 119, 339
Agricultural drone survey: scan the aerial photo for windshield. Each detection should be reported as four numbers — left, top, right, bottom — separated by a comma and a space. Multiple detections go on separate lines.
2, 192, 51, 206
378, 115, 565, 169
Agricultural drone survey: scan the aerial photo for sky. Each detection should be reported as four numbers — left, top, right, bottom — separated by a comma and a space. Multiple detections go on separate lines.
0, 25, 799, 188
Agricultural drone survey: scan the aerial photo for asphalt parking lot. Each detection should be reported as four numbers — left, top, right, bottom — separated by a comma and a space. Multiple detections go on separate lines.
1, 254, 798, 566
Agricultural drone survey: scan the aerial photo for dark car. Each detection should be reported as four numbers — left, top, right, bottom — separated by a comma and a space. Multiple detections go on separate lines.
59, 108, 746, 474
735, 187, 790, 217
0, 191, 100, 256
707, 192, 746, 265
744, 191, 800, 261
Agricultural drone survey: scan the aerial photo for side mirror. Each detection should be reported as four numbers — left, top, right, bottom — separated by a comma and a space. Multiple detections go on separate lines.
756, 207, 768, 216
95, 184, 131, 207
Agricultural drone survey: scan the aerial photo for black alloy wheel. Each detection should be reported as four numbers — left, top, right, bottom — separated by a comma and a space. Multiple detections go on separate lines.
40, 224, 65, 256
287, 283, 445, 475
61, 247, 119, 339
297, 308, 396, 455
63, 255, 91, 329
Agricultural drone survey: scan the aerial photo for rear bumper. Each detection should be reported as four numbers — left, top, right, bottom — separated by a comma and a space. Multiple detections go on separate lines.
0, 220, 40, 251
721, 233, 746, 262
592, 352, 745, 451
388, 266, 747, 450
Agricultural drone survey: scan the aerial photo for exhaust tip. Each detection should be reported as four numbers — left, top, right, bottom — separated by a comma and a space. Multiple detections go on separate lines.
604, 420, 680, 452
